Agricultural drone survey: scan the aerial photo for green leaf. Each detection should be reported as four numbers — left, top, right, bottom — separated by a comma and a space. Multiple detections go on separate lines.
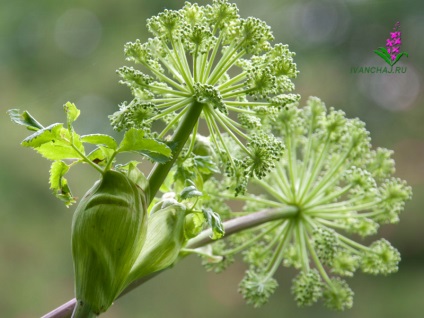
194, 155, 220, 175
391, 52, 408, 66
373, 48, 392, 65
202, 207, 224, 240
116, 161, 149, 192
118, 128, 172, 163
375, 47, 390, 56
22, 124, 85, 160
184, 213, 206, 239
49, 161, 75, 207
49, 160, 69, 190
7, 109, 44, 131
86, 146, 115, 166
137, 148, 172, 164
81, 134, 118, 149
21, 123, 64, 147
180, 180, 203, 200
35, 141, 83, 160
63, 102, 80, 124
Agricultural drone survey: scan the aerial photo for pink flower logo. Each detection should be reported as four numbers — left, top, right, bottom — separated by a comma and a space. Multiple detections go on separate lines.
374, 22, 408, 66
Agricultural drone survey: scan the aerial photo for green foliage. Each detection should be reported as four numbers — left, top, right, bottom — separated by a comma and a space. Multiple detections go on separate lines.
177, 180, 225, 240
180, 180, 203, 200
49, 160, 74, 206
202, 207, 224, 240
7, 109, 44, 131
80, 134, 118, 149
118, 128, 172, 163
8, 104, 172, 206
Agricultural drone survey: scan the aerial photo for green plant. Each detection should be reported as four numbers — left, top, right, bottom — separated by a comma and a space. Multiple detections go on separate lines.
8, 1, 411, 317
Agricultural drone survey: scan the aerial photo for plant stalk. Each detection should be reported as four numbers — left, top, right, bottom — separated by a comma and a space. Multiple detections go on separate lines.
42, 206, 298, 318
186, 206, 299, 248
146, 100, 203, 203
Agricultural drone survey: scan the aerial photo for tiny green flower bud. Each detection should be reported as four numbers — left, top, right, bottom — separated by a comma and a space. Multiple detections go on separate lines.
71, 170, 147, 316
239, 269, 278, 308
331, 250, 360, 277
291, 269, 323, 307
313, 227, 338, 266
322, 278, 354, 311
360, 239, 401, 275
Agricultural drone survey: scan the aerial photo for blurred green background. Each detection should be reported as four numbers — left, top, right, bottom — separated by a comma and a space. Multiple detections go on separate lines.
1, 0, 423, 317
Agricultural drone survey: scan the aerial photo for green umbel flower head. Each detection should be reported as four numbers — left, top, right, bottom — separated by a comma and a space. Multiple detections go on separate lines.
109, 0, 299, 194
204, 97, 411, 310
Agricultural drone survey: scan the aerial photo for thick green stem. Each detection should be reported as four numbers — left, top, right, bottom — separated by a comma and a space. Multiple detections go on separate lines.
186, 206, 299, 248
147, 101, 204, 204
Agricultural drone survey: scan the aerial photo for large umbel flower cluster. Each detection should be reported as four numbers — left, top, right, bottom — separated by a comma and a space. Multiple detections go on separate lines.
8, 1, 412, 316
108, 0, 412, 312
106, 0, 411, 311
109, 0, 299, 194
201, 97, 412, 310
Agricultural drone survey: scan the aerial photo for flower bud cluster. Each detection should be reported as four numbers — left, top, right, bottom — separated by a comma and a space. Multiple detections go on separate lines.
203, 97, 411, 310
109, 0, 299, 191
386, 22, 402, 61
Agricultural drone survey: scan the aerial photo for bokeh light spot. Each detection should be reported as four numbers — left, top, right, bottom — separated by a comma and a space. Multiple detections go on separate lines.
357, 63, 420, 111
54, 8, 102, 58
289, 0, 350, 46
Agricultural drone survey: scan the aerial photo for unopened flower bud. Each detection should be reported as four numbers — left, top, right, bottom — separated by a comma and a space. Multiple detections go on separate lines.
71, 170, 147, 316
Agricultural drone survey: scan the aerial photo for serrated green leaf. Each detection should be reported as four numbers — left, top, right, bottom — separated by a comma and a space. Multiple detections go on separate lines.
194, 155, 220, 175
49, 161, 75, 207
50, 160, 69, 190
116, 161, 148, 192
184, 213, 206, 239
22, 124, 85, 161
21, 123, 64, 147
137, 148, 172, 164
202, 207, 224, 240
63, 102, 80, 124
81, 134, 118, 149
7, 109, 44, 131
35, 141, 83, 160
118, 128, 172, 162
180, 180, 203, 200
118, 128, 145, 151
86, 146, 115, 166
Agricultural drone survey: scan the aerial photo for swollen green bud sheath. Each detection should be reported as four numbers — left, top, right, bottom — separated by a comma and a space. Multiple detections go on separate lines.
126, 204, 187, 284
71, 170, 147, 316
